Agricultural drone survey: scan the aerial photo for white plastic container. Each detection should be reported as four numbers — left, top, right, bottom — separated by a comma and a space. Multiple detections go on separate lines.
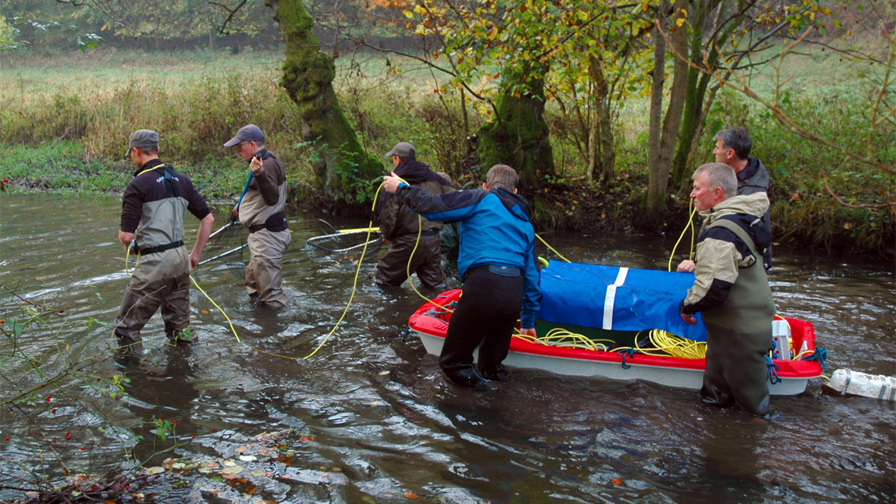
825, 369, 896, 401
771, 318, 791, 360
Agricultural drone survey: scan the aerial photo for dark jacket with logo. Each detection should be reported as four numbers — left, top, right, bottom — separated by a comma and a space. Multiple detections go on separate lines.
120, 159, 211, 284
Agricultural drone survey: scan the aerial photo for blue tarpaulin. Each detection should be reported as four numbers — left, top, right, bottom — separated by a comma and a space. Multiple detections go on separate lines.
537, 262, 706, 342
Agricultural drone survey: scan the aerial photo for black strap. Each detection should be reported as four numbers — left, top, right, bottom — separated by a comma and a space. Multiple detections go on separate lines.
248, 211, 288, 233
139, 240, 184, 255
161, 167, 180, 199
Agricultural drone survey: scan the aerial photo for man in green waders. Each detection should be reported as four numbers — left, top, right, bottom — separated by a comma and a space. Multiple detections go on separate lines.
678, 163, 774, 416
113, 129, 215, 354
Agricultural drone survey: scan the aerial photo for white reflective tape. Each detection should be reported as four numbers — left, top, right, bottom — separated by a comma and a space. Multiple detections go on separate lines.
603, 286, 617, 329
602, 267, 629, 330
615, 267, 629, 286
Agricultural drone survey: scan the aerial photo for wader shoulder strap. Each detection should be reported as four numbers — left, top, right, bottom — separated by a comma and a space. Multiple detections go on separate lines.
161, 167, 180, 199
708, 218, 761, 259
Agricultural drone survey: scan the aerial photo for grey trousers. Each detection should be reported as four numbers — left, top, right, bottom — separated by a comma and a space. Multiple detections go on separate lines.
246, 228, 291, 307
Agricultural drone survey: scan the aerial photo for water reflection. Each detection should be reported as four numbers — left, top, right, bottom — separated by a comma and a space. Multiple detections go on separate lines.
117, 343, 200, 462
0, 193, 893, 502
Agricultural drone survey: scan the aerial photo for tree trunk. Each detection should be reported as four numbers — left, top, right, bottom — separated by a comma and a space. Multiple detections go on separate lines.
267, 0, 382, 203
647, 0, 690, 212
477, 64, 554, 193
589, 55, 616, 184
670, 1, 707, 186
646, 14, 667, 209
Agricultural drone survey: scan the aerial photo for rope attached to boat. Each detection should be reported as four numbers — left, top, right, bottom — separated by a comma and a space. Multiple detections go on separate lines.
766, 355, 782, 385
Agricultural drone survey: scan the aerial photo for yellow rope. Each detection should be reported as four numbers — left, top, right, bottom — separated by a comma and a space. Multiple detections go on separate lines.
536, 233, 572, 263
513, 326, 708, 359
190, 275, 296, 360
668, 197, 697, 272
304, 180, 388, 359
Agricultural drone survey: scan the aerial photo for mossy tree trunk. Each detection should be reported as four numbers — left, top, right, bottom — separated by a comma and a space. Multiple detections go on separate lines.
266, 0, 382, 203
477, 65, 554, 192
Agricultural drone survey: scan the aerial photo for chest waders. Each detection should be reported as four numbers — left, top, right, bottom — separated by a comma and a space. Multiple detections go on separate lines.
114, 166, 193, 351
700, 218, 775, 416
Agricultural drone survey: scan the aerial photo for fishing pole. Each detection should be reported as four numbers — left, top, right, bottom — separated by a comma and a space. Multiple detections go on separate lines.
197, 244, 248, 266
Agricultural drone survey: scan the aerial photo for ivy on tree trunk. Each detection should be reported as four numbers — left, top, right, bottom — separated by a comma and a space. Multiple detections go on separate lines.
477, 65, 554, 193
267, 0, 382, 204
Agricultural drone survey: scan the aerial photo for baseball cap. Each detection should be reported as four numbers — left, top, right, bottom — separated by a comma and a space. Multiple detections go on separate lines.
126, 129, 159, 157
224, 124, 265, 147
385, 142, 415, 158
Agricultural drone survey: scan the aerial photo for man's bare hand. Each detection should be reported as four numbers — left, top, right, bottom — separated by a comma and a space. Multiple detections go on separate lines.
382, 172, 402, 194
677, 260, 696, 273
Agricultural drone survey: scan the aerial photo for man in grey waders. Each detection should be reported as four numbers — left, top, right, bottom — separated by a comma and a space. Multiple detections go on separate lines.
678, 163, 775, 416
224, 124, 291, 307
113, 129, 214, 353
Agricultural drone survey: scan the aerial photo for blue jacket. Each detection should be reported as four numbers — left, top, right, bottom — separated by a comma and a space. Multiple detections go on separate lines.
393, 183, 541, 328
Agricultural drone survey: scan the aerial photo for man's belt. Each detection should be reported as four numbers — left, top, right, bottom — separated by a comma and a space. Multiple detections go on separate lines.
139, 240, 184, 255
248, 212, 288, 233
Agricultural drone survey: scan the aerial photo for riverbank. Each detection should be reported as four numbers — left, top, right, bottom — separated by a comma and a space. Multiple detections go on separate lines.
1, 137, 893, 258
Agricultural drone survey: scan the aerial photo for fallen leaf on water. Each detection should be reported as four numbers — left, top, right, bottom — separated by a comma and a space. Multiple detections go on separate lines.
611, 478, 623, 485
201, 309, 209, 314
221, 465, 243, 475
251, 469, 266, 478
404, 491, 419, 499
223, 460, 237, 467
146, 467, 165, 476
301, 436, 315, 442
239, 455, 257, 462
222, 472, 239, 480
236, 446, 248, 453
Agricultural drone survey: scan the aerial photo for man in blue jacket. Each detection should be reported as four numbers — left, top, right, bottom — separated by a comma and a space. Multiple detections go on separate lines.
383, 164, 541, 391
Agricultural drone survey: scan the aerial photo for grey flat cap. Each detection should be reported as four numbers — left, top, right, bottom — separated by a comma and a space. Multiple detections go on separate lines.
224, 124, 265, 147
126, 129, 159, 157
385, 142, 415, 158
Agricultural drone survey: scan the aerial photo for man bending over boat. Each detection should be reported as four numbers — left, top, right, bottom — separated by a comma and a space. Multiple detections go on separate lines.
383, 165, 541, 391
678, 163, 774, 416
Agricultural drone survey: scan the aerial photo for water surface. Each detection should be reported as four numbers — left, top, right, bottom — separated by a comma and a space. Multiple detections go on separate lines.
1, 192, 893, 502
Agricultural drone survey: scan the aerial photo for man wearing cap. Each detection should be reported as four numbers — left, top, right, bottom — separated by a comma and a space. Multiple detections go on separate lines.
113, 129, 215, 352
224, 124, 291, 307
376, 142, 454, 289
